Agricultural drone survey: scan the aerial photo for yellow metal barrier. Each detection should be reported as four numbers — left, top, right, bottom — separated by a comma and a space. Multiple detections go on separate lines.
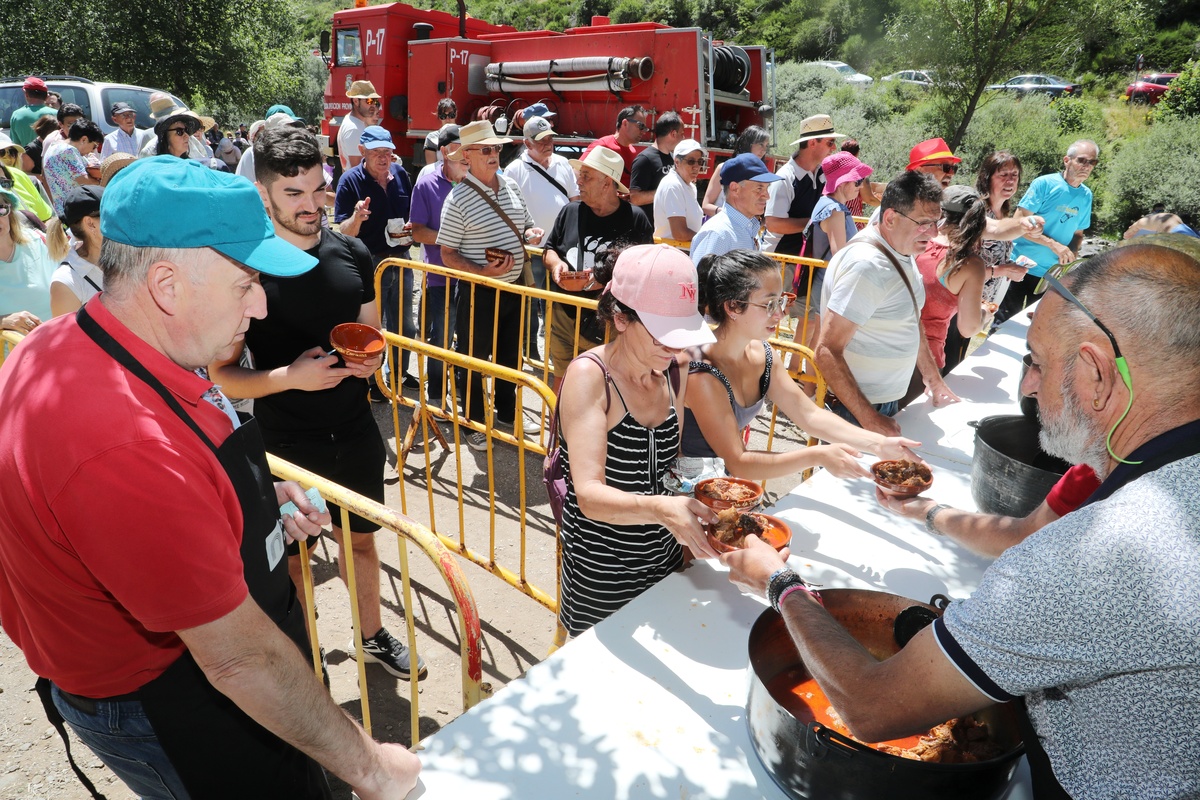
1, 330, 26, 366
762, 339, 827, 471
267, 455, 485, 746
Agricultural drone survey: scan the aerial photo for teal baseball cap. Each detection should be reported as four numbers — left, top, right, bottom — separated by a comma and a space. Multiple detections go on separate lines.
100, 156, 316, 277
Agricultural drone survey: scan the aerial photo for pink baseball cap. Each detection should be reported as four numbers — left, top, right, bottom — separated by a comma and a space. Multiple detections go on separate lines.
23, 76, 48, 93
608, 245, 715, 348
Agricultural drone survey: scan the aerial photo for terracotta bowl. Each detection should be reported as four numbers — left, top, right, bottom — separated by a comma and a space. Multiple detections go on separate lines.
982, 301, 999, 314
330, 323, 385, 364
484, 247, 511, 264
871, 459, 933, 498
707, 512, 792, 554
694, 477, 764, 513
558, 270, 595, 292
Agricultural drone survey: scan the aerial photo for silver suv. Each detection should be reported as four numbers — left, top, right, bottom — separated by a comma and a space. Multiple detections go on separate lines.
0, 75, 186, 136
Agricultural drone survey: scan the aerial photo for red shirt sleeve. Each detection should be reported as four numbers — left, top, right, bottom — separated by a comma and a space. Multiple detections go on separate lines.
1044, 464, 1101, 518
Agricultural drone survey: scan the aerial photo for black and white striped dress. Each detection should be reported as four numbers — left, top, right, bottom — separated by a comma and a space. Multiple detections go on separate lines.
558, 369, 683, 637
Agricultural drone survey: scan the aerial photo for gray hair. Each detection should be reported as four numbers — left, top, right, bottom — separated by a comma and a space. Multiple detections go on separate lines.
99, 239, 204, 301
1062, 245, 1200, 387
1066, 139, 1099, 159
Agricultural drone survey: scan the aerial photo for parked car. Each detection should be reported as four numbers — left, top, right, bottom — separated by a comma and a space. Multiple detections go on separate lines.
0, 75, 186, 137
985, 74, 1080, 98
1125, 73, 1179, 104
881, 70, 937, 88
807, 61, 874, 87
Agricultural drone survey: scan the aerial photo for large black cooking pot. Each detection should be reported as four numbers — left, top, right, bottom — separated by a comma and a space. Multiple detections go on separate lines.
970, 415, 1070, 517
747, 589, 1024, 800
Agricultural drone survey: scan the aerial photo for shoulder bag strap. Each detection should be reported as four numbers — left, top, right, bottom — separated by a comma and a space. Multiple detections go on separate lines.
527, 160, 570, 199
866, 238, 921, 319
547, 351, 612, 451
462, 177, 525, 243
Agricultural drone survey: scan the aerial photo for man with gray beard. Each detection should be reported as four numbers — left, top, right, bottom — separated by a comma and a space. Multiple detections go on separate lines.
722, 243, 1200, 800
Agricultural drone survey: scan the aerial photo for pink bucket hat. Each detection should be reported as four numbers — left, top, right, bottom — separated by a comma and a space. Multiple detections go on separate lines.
821, 152, 873, 195
607, 245, 716, 348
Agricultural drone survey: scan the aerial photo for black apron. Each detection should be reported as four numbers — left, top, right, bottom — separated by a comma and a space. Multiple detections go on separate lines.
71, 305, 331, 799
775, 166, 823, 255
1014, 418, 1200, 799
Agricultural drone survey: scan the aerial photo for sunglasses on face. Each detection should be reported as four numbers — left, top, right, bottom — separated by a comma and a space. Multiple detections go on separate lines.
0, 205, 11, 217
2, 147, 22, 158
929, 163, 958, 174
467, 145, 500, 156
1072, 156, 1099, 167
629, 120, 648, 132
438, 112, 454, 119
680, 157, 708, 168
362, 98, 381, 106
0, 179, 11, 191
167, 127, 191, 137
853, 178, 864, 186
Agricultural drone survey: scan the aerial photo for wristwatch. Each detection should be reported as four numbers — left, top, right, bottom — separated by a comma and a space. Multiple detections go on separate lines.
925, 503, 953, 535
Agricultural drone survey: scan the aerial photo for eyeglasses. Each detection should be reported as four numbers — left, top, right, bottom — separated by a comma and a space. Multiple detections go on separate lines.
680, 157, 708, 168
167, 127, 191, 137
743, 295, 792, 315
1, 147, 20, 158
853, 179, 864, 187
467, 145, 500, 156
1037, 268, 1142, 466
894, 209, 939, 231
1072, 156, 1099, 167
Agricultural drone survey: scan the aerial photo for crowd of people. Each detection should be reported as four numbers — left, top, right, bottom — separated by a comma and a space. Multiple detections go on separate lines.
1, 71, 1198, 800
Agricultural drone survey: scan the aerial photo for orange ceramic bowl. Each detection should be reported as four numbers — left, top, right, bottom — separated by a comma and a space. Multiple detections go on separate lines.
871, 459, 933, 498
707, 512, 792, 554
694, 477, 764, 513
330, 323, 385, 364
558, 270, 596, 292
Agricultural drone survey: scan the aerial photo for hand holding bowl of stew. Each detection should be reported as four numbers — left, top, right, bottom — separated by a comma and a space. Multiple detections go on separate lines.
694, 477, 764, 513
706, 508, 791, 554
330, 323, 385, 365
871, 459, 933, 498
557, 269, 596, 292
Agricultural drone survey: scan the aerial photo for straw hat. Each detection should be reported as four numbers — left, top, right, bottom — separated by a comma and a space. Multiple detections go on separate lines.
569, 146, 628, 193
447, 120, 512, 161
99, 152, 136, 186
347, 80, 381, 99
789, 114, 849, 146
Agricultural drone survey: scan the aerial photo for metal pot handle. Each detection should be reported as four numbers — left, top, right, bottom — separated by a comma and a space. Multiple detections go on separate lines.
967, 419, 980, 429
808, 722, 872, 760
929, 593, 952, 610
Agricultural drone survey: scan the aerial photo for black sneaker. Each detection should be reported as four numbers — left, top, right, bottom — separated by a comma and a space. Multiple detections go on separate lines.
368, 386, 389, 404
355, 628, 428, 680
319, 646, 330, 689
402, 375, 421, 390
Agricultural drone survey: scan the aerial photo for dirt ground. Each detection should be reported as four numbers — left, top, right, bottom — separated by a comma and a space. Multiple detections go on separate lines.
0, 362, 808, 799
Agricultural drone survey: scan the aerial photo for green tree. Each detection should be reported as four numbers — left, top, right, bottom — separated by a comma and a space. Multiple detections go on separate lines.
0, 0, 310, 118
1155, 59, 1200, 121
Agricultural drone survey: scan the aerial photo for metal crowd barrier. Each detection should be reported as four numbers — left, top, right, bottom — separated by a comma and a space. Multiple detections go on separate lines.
1, 330, 25, 365
268, 455, 484, 746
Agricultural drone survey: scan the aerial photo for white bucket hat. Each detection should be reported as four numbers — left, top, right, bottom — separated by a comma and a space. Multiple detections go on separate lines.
569, 146, 628, 194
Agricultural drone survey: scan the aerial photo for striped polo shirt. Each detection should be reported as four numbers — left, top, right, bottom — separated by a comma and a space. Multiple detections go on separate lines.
436, 171, 532, 284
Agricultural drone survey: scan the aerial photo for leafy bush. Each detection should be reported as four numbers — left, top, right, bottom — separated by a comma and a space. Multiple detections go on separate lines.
772, 62, 844, 146
1052, 96, 1105, 136
1154, 59, 1200, 121
1100, 118, 1200, 232
958, 95, 1064, 179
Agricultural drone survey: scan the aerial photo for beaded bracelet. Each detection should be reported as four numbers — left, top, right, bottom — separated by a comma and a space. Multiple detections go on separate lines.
778, 581, 823, 609
768, 569, 822, 612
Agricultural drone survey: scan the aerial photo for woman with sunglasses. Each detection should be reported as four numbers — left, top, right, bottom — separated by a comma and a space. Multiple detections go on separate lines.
0, 189, 55, 335
154, 111, 201, 159
0, 133, 53, 225
653, 139, 707, 243
673, 248, 918, 488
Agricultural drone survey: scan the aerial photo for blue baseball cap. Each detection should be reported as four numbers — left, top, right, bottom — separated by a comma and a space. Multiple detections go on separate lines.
360, 126, 395, 150
265, 104, 304, 123
721, 153, 784, 186
524, 102, 556, 120
100, 156, 317, 277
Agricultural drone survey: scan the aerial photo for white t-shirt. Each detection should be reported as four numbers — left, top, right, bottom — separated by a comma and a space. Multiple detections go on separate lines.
819, 226, 925, 404
505, 151, 579, 246
337, 114, 367, 172
235, 147, 256, 182
50, 243, 104, 307
652, 169, 702, 240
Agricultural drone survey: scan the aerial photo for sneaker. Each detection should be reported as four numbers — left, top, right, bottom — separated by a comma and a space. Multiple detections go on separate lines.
466, 431, 489, 451
368, 386, 389, 404
402, 375, 421, 390
319, 646, 330, 689
355, 628, 428, 680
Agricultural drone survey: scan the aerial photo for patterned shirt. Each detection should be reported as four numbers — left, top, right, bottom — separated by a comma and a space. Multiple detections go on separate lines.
43, 144, 89, 218
936, 447, 1200, 799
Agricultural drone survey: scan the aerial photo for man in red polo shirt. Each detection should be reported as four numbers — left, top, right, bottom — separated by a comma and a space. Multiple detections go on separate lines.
580, 105, 647, 190
0, 156, 419, 799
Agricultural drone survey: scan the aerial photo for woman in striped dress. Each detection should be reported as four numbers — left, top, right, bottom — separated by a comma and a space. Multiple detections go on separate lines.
557, 244, 721, 637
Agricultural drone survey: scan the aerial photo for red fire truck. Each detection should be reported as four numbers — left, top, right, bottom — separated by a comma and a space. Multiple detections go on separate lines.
320, 1, 776, 173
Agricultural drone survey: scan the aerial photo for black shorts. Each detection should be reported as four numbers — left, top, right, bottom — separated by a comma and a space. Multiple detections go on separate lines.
263, 414, 386, 550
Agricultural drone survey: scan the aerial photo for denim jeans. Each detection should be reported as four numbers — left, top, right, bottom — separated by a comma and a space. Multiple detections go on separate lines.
829, 399, 900, 428
422, 282, 457, 405
51, 684, 191, 799
376, 257, 417, 384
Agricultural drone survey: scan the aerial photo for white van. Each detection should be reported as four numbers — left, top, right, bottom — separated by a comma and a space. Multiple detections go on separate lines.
0, 75, 187, 136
